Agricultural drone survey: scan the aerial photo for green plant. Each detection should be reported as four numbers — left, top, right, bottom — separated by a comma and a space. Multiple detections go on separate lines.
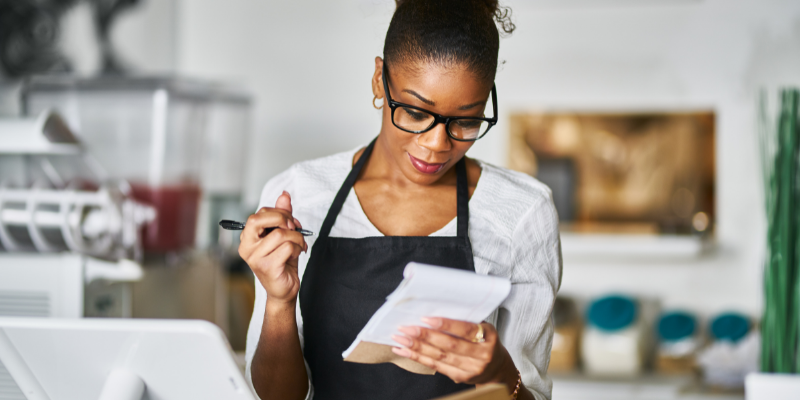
759, 88, 800, 373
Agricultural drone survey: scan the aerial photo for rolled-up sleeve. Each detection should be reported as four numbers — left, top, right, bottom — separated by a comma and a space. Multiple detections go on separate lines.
496, 194, 562, 400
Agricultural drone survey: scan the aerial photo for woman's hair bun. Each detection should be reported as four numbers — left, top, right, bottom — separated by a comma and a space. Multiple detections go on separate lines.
484, 0, 516, 36
393, 0, 515, 36
386, 0, 514, 81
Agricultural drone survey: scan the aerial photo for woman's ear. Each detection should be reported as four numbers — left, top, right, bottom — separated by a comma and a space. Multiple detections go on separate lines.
372, 56, 385, 98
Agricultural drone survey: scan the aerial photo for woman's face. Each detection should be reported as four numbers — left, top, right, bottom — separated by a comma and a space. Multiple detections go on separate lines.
371, 57, 494, 186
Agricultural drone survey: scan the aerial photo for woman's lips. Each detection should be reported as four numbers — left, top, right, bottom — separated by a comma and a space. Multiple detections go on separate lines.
408, 153, 446, 174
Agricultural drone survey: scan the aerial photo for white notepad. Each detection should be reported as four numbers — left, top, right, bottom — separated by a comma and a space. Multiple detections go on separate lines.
342, 262, 512, 374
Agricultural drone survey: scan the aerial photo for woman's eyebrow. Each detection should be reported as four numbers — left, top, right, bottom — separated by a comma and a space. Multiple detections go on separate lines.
402, 89, 435, 106
401, 89, 487, 111
458, 101, 486, 110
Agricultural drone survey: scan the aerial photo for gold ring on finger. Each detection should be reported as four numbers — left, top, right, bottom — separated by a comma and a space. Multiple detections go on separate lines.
472, 324, 485, 343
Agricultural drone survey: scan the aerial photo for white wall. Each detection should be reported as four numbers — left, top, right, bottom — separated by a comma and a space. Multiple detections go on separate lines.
59, 0, 178, 76
175, 0, 396, 204
491, 0, 800, 317
111, 0, 800, 318
496, 0, 799, 318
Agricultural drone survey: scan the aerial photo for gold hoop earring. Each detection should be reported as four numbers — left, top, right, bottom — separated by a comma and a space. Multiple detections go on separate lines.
373, 95, 384, 110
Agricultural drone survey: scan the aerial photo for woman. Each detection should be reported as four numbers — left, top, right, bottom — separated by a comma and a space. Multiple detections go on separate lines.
240, 1, 562, 399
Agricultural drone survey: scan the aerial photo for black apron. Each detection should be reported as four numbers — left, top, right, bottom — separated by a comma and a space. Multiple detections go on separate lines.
299, 139, 476, 400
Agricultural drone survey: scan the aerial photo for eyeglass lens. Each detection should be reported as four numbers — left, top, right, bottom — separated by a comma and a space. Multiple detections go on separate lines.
393, 106, 492, 140
448, 119, 491, 140
394, 106, 436, 132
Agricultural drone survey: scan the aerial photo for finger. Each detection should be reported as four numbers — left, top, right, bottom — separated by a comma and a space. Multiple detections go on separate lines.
275, 191, 292, 211
391, 333, 479, 373
275, 191, 294, 228
270, 241, 295, 263
243, 209, 295, 240
257, 240, 301, 268
254, 229, 306, 259
422, 317, 485, 341
269, 241, 303, 266
251, 207, 295, 226
257, 242, 302, 279
391, 347, 473, 384
402, 326, 491, 359
291, 241, 303, 260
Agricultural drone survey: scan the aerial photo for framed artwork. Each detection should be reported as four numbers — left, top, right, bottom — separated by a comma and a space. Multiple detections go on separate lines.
509, 111, 715, 235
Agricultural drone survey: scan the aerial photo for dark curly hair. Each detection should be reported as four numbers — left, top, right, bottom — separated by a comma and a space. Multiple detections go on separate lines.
383, 0, 515, 83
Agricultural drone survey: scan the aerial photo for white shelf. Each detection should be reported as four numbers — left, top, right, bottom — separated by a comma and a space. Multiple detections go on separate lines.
560, 233, 712, 260
552, 374, 744, 400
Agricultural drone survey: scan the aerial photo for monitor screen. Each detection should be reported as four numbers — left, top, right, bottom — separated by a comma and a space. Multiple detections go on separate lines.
0, 317, 256, 400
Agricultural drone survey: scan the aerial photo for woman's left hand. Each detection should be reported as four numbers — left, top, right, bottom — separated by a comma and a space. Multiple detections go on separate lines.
390, 317, 518, 387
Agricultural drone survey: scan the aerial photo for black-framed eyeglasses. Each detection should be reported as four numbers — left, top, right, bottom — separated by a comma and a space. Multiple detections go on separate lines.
382, 63, 498, 142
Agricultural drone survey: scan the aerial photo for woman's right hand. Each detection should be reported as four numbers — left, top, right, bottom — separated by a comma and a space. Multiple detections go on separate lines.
239, 191, 308, 304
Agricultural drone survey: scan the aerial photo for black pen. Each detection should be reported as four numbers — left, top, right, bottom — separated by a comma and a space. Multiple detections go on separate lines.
219, 219, 314, 236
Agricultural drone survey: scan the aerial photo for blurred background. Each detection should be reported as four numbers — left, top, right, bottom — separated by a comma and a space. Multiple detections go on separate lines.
1, 0, 800, 399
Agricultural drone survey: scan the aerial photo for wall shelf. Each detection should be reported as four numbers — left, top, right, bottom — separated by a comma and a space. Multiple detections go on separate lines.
560, 233, 713, 260
551, 373, 743, 400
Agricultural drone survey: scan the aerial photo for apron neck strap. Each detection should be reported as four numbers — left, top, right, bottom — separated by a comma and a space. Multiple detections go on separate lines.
455, 154, 470, 239
317, 138, 376, 239
317, 138, 470, 240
